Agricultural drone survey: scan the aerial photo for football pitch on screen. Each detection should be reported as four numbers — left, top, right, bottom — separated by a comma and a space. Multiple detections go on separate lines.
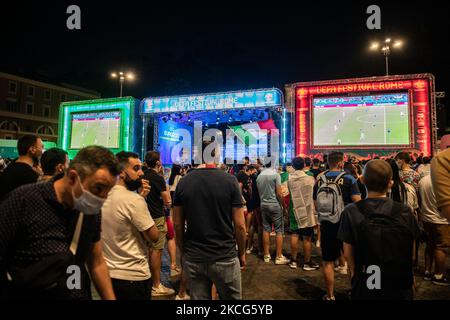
313, 105, 410, 146
71, 119, 120, 149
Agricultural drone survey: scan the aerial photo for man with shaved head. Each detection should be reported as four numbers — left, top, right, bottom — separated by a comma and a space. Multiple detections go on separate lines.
338, 159, 420, 300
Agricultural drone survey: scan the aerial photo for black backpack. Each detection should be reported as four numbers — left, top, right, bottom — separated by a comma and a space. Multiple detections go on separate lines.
352, 200, 414, 299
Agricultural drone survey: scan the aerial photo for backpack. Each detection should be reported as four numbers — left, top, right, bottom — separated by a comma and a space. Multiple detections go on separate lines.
351, 201, 414, 299
316, 171, 346, 224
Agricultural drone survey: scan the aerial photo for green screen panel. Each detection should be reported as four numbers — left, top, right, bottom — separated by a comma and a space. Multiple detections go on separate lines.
58, 97, 135, 159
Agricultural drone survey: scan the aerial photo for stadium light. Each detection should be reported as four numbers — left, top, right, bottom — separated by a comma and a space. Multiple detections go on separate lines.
110, 71, 135, 97
369, 38, 404, 76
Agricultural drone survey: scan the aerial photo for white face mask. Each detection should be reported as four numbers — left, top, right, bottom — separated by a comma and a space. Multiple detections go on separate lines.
72, 176, 105, 215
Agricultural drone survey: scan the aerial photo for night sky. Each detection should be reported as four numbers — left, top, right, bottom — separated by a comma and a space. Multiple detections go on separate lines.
1, 1, 449, 103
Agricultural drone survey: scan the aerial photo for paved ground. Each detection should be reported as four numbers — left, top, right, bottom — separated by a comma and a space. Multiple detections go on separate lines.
240, 237, 450, 300
94, 234, 450, 300
168, 234, 450, 300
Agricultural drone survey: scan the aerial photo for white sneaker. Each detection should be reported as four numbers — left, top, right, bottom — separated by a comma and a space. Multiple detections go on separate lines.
275, 255, 290, 265
289, 261, 298, 269
335, 266, 348, 275
152, 284, 175, 296
322, 294, 336, 301
175, 293, 190, 300
315, 240, 321, 248
263, 255, 271, 263
246, 246, 253, 254
302, 261, 320, 271
170, 269, 181, 277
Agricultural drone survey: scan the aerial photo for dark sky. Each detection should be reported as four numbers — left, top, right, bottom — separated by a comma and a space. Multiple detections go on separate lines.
1, 1, 449, 101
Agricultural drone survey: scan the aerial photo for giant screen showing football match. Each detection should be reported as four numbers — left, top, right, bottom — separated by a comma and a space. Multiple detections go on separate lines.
312, 93, 410, 147
70, 111, 121, 149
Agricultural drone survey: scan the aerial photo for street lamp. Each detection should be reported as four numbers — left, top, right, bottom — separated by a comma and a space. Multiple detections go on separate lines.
370, 38, 403, 76
110, 71, 135, 97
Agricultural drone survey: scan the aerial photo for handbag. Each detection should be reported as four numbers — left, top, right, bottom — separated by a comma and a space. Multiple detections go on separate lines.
7, 213, 84, 292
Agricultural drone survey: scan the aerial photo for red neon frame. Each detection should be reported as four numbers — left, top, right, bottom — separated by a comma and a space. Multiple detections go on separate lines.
290, 74, 436, 157
309, 91, 414, 149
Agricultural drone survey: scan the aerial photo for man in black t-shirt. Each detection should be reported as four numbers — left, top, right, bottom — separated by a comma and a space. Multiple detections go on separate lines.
237, 165, 256, 209
338, 160, 420, 300
143, 151, 174, 297
173, 141, 246, 300
0, 135, 43, 201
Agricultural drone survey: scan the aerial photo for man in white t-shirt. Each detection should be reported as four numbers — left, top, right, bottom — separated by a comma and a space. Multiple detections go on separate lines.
102, 151, 160, 300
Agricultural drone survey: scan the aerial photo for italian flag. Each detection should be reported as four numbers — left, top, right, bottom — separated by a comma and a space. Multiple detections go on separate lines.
228, 119, 278, 146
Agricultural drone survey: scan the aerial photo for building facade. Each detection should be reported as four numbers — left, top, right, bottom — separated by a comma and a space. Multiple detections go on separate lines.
0, 72, 100, 143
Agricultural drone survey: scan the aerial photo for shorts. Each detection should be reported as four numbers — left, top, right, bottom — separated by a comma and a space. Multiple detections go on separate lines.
261, 203, 284, 234
151, 216, 168, 250
166, 216, 175, 240
423, 222, 450, 248
320, 221, 342, 262
291, 226, 315, 239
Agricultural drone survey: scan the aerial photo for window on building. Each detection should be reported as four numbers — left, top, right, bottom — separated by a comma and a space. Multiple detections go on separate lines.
27, 86, 35, 97
5, 99, 18, 112
26, 103, 34, 115
45, 90, 51, 100
61, 94, 66, 102
25, 125, 32, 132
37, 125, 54, 136
8, 81, 17, 94
0, 121, 19, 132
43, 105, 51, 117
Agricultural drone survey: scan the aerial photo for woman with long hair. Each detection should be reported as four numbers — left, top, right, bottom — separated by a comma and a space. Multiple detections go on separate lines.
169, 164, 182, 198
386, 157, 421, 270
386, 158, 408, 204
167, 164, 183, 279
344, 162, 367, 200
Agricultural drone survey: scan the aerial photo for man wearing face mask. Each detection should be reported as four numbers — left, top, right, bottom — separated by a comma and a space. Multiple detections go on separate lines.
0, 146, 119, 300
101, 152, 159, 300
39, 148, 70, 182
0, 134, 43, 201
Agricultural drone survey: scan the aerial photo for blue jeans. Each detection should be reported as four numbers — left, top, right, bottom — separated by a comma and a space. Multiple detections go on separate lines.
184, 257, 241, 300
261, 203, 284, 234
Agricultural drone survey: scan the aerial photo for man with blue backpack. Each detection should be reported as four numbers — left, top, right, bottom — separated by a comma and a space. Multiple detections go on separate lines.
313, 151, 361, 300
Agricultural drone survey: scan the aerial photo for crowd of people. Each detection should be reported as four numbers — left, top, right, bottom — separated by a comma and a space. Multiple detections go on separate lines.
0, 134, 449, 300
